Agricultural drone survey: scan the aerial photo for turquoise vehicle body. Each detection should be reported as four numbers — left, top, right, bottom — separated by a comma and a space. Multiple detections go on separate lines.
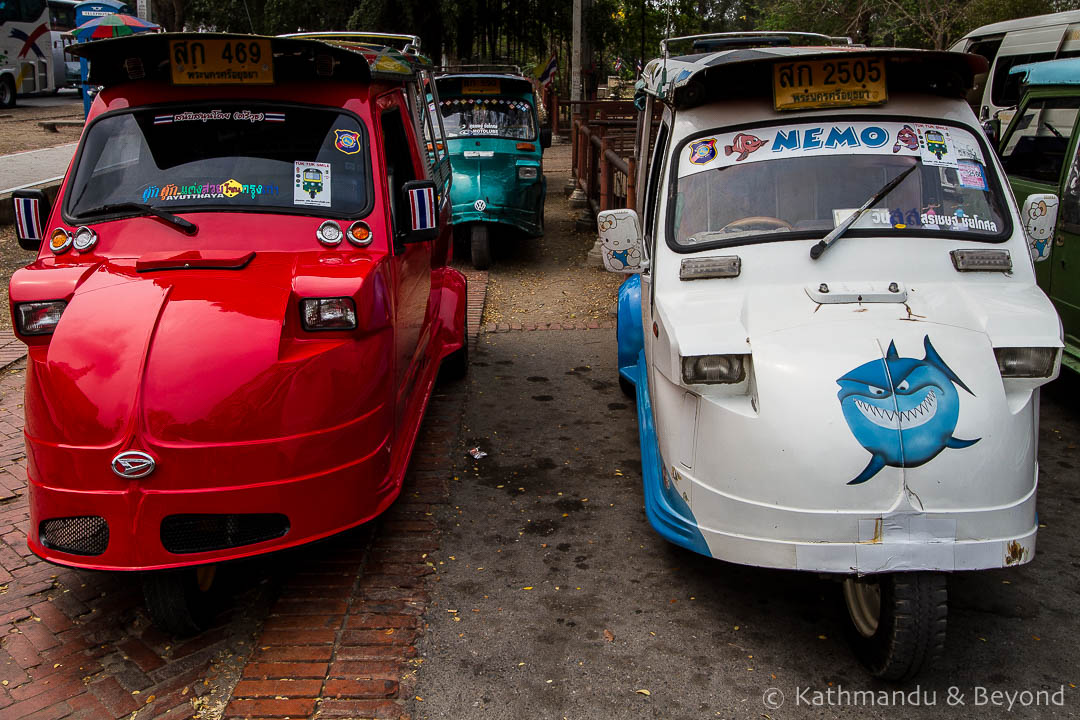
434, 72, 551, 268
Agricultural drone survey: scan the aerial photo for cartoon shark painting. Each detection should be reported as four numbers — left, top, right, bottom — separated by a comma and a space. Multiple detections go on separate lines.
837, 335, 979, 485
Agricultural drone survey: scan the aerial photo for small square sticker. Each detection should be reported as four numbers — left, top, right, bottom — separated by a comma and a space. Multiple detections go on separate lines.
294, 161, 332, 208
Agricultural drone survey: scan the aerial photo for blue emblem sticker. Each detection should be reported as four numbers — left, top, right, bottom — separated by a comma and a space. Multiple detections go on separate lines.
837, 335, 979, 485
688, 138, 717, 165
334, 129, 361, 155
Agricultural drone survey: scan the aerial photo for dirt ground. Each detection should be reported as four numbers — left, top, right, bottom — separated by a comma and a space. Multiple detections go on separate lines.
0, 94, 84, 155
479, 142, 624, 325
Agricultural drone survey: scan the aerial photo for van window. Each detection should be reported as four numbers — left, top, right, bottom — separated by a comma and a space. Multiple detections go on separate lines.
380, 105, 418, 238
992, 53, 1056, 108
670, 121, 1010, 251
1001, 98, 1080, 184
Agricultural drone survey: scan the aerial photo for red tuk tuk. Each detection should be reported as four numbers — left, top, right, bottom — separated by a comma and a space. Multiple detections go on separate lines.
8, 32, 466, 633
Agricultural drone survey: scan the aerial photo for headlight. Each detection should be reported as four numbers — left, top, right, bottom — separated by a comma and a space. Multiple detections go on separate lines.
299, 297, 357, 331
994, 347, 1057, 378
316, 220, 343, 246
15, 301, 66, 336
681, 354, 746, 384
518, 166, 539, 180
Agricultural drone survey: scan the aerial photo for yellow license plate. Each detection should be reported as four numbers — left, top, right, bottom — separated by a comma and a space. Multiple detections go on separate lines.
170, 38, 273, 85
773, 57, 886, 111
463, 78, 500, 95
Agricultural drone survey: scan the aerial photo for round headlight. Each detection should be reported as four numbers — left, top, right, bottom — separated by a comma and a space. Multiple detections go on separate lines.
72, 226, 98, 252
317, 220, 343, 246
346, 221, 372, 247
49, 228, 72, 255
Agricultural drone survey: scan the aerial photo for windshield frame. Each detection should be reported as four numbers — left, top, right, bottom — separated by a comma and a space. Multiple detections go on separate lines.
62, 100, 375, 225
664, 113, 1014, 254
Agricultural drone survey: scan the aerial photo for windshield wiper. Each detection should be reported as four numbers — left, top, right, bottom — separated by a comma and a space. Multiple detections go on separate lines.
810, 164, 918, 261
77, 202, 198, 235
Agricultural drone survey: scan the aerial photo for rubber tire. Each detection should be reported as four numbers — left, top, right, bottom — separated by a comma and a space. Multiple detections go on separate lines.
844, 572, 947, 681
470, 224, 491, 270
0, 76, 15, 109
440, 312, 468, 381
142, 568, 215, 637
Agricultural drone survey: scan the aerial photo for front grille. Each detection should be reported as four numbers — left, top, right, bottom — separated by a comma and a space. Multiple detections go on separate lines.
160, 514, 289, 554
40, 516, 109, 556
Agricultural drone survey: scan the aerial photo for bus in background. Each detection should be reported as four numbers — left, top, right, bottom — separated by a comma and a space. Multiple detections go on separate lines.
951, 10, 1080, 127
1, 0, 56, 106
48, 0, 78, 89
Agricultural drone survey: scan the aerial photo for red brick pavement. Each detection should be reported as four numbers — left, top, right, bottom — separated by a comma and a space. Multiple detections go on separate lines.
0, 270, 488, 719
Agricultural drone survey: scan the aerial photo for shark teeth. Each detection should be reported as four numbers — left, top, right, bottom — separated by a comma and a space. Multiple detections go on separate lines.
854, 389, 937, 430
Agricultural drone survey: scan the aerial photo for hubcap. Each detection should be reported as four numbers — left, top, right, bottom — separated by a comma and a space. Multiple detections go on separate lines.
843, 577, 882, 638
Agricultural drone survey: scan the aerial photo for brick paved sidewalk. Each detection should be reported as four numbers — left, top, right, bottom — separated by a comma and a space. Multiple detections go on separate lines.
0, 270, 487, 720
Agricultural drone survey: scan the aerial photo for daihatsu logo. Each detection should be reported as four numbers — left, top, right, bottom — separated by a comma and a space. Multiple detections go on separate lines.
111, 451, 156, 479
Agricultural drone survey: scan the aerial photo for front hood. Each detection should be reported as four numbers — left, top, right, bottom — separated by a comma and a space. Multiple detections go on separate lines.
25, 255, 390, 448
448, 145, 537, 210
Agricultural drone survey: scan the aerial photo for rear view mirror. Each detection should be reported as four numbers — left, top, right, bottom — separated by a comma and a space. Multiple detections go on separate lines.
1021, 193, 1058, 262
12, 189, 50, 251
982, 118, 1000, 150
402, 180, 439, 243
539, 127, 552, 149
597, 209, 644, 274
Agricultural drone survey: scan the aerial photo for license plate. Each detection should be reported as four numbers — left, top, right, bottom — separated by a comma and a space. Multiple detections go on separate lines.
170, 38, 273, 85
463, 78, 500, 95
773, 57, 886, 111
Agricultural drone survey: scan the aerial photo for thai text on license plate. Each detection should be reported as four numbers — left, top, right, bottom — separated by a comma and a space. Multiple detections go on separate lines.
773, 57, 886, 111
170, 38, 273, 85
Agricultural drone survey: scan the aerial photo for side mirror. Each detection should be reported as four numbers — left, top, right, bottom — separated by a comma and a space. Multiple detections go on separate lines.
597, 209, 644, 274
982, 118, 1000, 149
401, 180, 439, 243
12, 189, 50, 251
539, 127, 552, 149
1021, 193, 1059, 262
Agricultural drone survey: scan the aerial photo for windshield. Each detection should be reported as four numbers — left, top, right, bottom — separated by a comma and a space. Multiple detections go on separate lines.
65, 104, 371, 219
670, 120, 1010, 249
439, 97, 536, 140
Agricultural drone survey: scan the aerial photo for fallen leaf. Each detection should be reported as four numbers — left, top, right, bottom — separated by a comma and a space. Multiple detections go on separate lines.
603, 629, 615, 643
523, 586, 534, 590
636, 689, 651, 696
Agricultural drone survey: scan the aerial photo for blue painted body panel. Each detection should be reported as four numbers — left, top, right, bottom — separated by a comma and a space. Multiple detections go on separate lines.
617, 273, 710, 557
1011, 57, 1080, 86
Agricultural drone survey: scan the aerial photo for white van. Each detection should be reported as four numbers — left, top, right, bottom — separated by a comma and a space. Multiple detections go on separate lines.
599, 33, 1062, 680
951, 10, 1080, 122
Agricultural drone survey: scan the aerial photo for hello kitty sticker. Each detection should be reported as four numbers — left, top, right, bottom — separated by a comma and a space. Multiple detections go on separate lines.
1024, 195, 1059, 262
597, 210, 643, 273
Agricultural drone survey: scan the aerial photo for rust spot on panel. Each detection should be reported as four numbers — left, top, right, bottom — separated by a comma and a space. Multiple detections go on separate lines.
900, 303, 927, 322
1005, 540, 1027, 565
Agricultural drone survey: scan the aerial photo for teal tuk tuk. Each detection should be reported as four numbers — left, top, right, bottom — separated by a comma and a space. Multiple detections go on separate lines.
435, 69, 551, 268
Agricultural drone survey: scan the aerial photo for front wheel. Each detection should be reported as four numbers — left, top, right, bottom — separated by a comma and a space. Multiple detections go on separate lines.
0, 76, 16, 109
142, 565, 218, 636
470, 224, 491, 270
843, 572, 947, 681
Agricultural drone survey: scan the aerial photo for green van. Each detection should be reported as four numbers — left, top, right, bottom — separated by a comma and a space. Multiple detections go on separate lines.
435, 69, 551, 268
999, 57, 1080, 373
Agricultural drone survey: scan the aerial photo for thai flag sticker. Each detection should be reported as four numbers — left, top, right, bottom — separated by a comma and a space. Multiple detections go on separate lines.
14, 197, 43, 241
265, 112, 286, 122
153, 114, 173, 125
409, 186, 436, 231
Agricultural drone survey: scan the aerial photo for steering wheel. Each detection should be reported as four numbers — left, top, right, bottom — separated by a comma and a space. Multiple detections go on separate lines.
720, 216, 793, 232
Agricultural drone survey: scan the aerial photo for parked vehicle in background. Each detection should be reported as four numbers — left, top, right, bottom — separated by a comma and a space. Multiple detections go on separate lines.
9, 31, 467, 634
950, 10, 1080, 127
999, 56, 1080, 374
435, 67, 551, 269
47, 0, 80, 89
600, 31, 1061, 680
0, 0, 55, 106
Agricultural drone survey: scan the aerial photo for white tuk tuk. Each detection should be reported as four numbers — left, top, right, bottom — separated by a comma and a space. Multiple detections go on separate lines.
600, 32, 1062, 680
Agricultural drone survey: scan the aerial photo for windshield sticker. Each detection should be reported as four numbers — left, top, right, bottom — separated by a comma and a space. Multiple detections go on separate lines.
152, 109, 284, 124
294, 161, 332, 207
689, 138, 718, 164
830, 206, 998, 233
334, 129, 361, 155
141, 179, 281, 202
724, 134, 765, 161
957, 160, 988, 191
677, 121, 987, 178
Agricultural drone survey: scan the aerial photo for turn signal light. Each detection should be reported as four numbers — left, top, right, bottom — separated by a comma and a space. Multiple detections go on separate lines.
681, 354, 747, 385
347, 221, 373, 247
680, 256, 741, 280
516, 142, 536, 151
15, 300, 66, 336
49, 228, 72, 255
300, 297, 357, 331
994, 347, 1058, 378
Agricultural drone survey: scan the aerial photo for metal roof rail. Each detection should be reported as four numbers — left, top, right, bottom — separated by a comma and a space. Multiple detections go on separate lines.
660, 31, 851, 58
280, 31, 422, 55
436, 63, 524, 76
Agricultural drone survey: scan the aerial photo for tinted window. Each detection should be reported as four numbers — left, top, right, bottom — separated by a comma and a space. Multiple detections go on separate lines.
380, 105, 418, 238
1001, 98, 1080, 184
439, 97, 536, 140
66, 104, 371, 218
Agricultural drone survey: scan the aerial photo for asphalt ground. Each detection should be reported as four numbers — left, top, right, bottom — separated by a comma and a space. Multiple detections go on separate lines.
412, 329, 1080, 719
